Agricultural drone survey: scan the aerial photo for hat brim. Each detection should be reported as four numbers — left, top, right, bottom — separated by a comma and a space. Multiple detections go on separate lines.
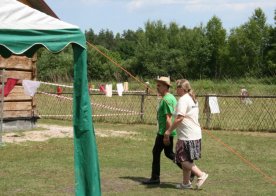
156, 79, 171, 87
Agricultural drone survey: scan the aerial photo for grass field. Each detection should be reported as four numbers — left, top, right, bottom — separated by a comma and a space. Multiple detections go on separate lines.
0, 120, 275, 195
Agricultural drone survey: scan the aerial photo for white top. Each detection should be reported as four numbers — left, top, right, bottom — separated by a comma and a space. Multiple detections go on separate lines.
176, 93, 202, 140
0, 0, 78, 30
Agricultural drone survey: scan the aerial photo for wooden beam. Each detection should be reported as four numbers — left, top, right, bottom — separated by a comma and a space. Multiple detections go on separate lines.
3, 110, 34, 118
1, 70, 32, 81
3, 102, 32, 111
0, 56, 34, 70
4, 86, 32, 101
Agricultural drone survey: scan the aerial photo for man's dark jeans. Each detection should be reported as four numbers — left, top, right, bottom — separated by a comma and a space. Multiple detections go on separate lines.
151, 134, 182, 179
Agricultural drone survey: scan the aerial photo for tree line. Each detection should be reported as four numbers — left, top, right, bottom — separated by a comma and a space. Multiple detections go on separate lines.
37, 8, 276, 82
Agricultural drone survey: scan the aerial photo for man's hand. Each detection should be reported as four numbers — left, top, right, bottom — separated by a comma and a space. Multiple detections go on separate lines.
163, 131, 170, 146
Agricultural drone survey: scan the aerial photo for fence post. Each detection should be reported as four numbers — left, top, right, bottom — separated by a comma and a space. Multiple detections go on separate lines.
140, 93, 145, 122
0, 69, 5, 145
203, 95, 211, 129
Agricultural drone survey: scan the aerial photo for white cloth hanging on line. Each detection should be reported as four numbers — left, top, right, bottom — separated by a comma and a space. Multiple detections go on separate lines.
116, 83, 124, 96
22, 80, 40, 97
105, 84, 112, 97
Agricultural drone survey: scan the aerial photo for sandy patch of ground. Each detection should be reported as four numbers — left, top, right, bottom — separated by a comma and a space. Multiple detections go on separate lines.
2, 124, 139, 144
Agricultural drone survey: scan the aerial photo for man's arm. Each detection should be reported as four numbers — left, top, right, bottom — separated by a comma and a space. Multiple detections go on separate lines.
166, 114, 173, 130
163, 114, 184, 145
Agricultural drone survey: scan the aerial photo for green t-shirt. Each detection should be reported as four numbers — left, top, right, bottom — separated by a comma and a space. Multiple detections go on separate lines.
157, 93, 177, 136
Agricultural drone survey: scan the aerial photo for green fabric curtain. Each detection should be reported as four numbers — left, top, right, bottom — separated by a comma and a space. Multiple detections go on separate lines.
0, 28, 101, 196
73, 45, 101, 195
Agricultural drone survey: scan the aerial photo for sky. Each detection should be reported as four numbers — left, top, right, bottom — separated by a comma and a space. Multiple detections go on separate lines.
44, 0, 276, 34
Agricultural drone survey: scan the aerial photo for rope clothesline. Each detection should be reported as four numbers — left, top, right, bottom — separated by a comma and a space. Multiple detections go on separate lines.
92, 102, 141, 114
90, 88, 145, 93
38, 91, 141, 114
39, 113, 142, 118
38, 80, 146, 93
39, 81, 73, 89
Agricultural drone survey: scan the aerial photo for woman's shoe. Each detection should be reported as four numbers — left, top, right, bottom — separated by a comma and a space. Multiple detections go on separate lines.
176, 183, 192, 189
196, 172, 208, 189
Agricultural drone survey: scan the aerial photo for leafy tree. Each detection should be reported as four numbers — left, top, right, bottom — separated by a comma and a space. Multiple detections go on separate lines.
36, 9, 276, 83
37, 46, 73, 82
247, 8, 271, 75
179, 26, 212, 79
87, 45, 124, 81
131, 20, 170, 78
228, 8, 271, 77
85, 28, 96, 44
264, 9, 276, 77
144, 20, 169, 46
227, 27, 248, 77
95, 29, 117, 50
161, 48, 187, 79
115, 29, 138, 60
206, 16, 227, 79
167, 22, 182, 49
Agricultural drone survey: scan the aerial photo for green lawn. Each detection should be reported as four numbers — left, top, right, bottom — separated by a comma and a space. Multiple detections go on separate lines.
0, 121, 275, 195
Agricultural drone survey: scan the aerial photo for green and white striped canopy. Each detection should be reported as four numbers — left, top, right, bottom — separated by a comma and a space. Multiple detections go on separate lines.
0, 0, 85, 57
0, 0, 101, 195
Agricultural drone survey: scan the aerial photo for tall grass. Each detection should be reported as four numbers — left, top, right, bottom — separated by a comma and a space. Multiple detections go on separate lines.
127, 77, 276, 95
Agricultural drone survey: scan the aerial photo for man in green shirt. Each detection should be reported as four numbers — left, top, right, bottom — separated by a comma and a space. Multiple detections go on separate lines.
142, 76, 181, 185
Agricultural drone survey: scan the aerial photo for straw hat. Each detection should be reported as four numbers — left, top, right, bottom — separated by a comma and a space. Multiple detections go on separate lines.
156, 76, 171, 87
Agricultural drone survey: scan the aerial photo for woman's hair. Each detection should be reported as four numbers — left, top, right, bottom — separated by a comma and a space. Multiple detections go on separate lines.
176, 79, 197, 103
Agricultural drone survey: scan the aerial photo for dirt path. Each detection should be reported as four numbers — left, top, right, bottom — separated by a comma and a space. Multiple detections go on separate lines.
2, 124, 138, 144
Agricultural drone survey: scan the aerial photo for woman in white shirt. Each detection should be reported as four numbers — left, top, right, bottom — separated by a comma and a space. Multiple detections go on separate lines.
164, 79, 208, 189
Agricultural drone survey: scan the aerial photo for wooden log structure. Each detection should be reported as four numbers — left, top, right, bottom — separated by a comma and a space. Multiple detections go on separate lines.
0, 55, 38, 120
0, 0, 57, 129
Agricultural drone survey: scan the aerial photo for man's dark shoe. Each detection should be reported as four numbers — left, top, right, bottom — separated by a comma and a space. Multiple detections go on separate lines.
142, 178, 160, 185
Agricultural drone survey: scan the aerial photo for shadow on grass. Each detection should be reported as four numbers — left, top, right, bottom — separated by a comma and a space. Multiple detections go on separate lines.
119, 176, 177, 189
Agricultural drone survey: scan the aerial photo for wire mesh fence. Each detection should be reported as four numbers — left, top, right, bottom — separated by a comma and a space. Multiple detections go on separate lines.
199, 95, 276, 132
35, 85, 276, 132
